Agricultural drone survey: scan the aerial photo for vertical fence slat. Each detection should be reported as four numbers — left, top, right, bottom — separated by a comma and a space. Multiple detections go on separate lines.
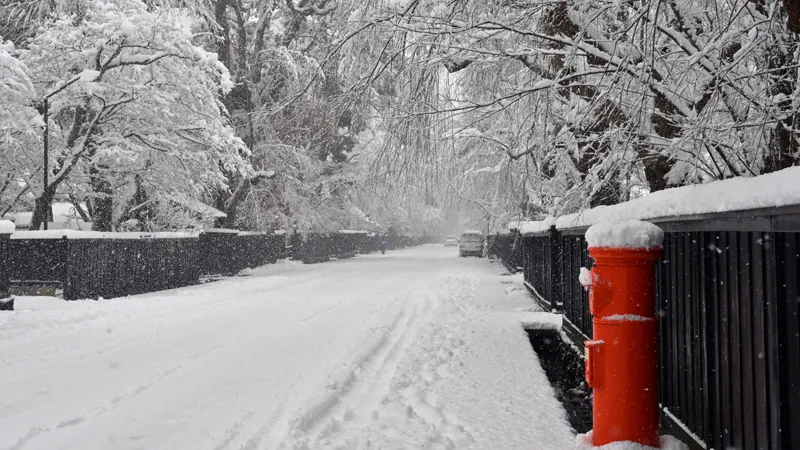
740, 233, 756, 450
778, 233, 800, 449
751, 232, 769, 449
707, 232, 723, 450
678, 233, 689, 426
727, 231, 744, 449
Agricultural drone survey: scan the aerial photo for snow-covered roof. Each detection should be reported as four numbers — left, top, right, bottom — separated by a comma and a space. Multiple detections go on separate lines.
461, 230, 484, 235
517, 166, 800, 233
8, 202, 91, 229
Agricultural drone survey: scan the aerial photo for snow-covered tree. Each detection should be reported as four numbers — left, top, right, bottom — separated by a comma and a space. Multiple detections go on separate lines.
16, 0, 249, 230
0, 38, 41, 215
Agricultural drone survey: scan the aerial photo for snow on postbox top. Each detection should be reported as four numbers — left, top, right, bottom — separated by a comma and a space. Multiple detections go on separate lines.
0, 220, 15, 235
585, 220, 664, 250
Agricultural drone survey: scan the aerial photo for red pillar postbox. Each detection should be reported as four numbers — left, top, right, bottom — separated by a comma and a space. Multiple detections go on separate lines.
583, 246, 663, 448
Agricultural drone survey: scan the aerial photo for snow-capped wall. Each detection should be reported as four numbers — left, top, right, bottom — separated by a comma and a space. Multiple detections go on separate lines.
508, 216, 556, 234
508, 166, 800, 233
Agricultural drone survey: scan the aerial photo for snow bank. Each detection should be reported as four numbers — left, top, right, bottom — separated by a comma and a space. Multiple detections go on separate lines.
585, 220, 664, 249
0, 220, 15, 234
557, 166, 800, 230
338, 229, 368, 234
575, 431, 688, 450
579, 267, 592, 288
518, 311, 563, 330
12, 230, 199, 240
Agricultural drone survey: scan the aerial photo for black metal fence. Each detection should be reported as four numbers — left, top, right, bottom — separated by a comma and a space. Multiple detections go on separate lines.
199, 231, 284, 276
65, 237, 201, 300
497, 207, 800, 450
8, 229, 425, 301
290, 232, 428, 263
0, 231, 11, 309
291, 232, 373, 263
488, 232, 523, 272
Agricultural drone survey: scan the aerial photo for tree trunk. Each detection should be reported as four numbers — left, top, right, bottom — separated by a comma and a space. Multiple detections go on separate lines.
30, 191, 55, 230
89, 164, 114, 231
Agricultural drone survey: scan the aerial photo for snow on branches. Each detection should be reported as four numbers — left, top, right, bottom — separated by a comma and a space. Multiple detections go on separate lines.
10, 0, 248, 229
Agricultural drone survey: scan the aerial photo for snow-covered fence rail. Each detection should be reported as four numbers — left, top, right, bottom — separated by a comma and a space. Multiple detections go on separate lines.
507, 168, 800, 450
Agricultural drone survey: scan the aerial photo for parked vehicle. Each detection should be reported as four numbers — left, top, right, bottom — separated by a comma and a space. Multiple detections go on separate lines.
444, 235, 458, 247
459, 230, 484, 257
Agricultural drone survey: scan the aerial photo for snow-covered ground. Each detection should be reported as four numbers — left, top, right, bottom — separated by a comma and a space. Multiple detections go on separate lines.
0, 246, 574, 450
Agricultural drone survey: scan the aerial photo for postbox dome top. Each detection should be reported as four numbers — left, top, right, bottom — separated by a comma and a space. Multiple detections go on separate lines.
585, 220, 664, 250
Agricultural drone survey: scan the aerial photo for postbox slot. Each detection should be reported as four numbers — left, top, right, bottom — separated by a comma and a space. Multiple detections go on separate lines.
584, 340, 604, 388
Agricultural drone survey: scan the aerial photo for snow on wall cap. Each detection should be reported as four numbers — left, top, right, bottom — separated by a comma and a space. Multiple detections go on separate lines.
556, 166, 800, 230
508, 216, 556, 234
0, 220, 15, 234
585, 220, 664, 249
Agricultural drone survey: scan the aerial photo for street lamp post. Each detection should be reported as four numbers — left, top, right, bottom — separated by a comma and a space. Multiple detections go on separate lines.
42, 97, 49, 230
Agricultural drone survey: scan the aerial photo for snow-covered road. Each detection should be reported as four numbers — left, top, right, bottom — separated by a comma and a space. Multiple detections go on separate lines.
0, 246, 575, 450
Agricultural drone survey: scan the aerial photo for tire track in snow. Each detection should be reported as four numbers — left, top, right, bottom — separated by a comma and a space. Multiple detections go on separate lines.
272, 291, 432, 450
328, 274, 477, 449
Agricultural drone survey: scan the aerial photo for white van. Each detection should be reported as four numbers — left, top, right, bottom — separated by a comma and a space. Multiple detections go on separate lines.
459, 230, 485, 257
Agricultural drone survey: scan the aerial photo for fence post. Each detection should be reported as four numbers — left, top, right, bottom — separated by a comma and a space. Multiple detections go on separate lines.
548, 225, 561, 313
0, 220, 15, 311
581, 220, 666, 448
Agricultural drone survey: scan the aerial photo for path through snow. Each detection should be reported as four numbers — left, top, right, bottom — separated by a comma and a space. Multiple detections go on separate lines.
0, 246, 574, 450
